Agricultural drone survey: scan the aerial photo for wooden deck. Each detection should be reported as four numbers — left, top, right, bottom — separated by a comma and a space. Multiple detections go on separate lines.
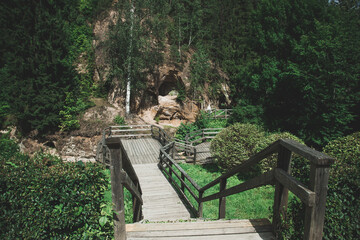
133, 163, 190, 221
122, 138, 162, 164
121, 137, 190, 221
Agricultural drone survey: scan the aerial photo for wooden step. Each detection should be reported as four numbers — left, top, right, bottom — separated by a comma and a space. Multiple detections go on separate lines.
126, 219, 274, 239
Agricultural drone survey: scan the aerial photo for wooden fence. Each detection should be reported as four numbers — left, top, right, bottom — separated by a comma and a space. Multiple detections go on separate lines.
158, 138, 334, 240
185, 128, 223, 145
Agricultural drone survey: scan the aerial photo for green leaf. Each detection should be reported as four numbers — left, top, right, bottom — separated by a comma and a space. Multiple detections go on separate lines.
99, 216, 108, 227
6, 161, 19, 168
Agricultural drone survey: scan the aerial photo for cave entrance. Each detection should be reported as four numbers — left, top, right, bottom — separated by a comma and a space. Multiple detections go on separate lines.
158, 71, 184, 96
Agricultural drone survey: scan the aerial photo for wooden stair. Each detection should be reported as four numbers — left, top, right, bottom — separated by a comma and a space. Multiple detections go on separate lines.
126, 219, 274, 239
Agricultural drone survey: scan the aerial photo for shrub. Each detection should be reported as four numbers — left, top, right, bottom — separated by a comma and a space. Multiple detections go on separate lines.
0, 135, 112, 239
255, 132, 304, 173
211, 124, 304, 174
114, 115, 126, 125
175, 122, 199, 141
210, 123, 265, 171
284, 132, 360, 239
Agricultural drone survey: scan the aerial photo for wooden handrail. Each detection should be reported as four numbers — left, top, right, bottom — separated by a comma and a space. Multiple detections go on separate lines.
151, 125, 172, 146
158, 138, 334, 240
106, 125, 152, 138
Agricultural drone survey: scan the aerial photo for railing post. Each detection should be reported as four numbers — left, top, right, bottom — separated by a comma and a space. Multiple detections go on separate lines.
193, 148, 197, 165
108, 140, 126, 240
219, 178, 227, 219
272, 145, 292, 236
169, 161, 173, 184
132, 182, 142, 222
198, 191, 204, 218
303, 163, 331, 240
172, 142, 176, 160
181, 172, 185, 193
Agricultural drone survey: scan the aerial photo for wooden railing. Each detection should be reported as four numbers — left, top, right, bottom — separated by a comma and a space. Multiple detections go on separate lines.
206, 108, 233, 119
185, 128, 223, 146
107, 125, 152, 138
158, 138, 334, 240
150, 125, 172, 146
97, 135, 143, 240
171, 141, 198, 163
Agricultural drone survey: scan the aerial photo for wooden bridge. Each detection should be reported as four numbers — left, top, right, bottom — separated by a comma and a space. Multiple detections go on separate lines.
96, 125, 334, 240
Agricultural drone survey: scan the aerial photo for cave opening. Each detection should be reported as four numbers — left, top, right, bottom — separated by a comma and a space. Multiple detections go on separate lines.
158, 71, 184, 96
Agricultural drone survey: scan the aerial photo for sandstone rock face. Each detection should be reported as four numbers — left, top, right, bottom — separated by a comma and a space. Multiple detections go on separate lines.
60, 135, 102, 162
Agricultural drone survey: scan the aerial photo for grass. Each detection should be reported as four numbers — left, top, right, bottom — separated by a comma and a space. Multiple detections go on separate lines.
170, 163, 275, 220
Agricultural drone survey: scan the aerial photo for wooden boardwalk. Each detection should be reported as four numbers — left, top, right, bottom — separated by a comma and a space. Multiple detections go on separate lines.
132, 163, 190, 221
121, 137, 190, 221
122, 138, 162, 164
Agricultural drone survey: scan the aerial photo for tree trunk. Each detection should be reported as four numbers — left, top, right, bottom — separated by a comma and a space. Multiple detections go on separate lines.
126, 1, 135, 115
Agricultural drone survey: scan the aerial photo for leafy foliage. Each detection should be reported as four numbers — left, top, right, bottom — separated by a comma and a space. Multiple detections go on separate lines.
113, 115, 126, 125
211, 123, 265, 171
284, 132, 360, 239
107, 0, 167, 105
175, 111, 227, 140
0, 134, 112, 239
228, 100, 264, 127
0, 0, 103, 134
211, 123, 303, 174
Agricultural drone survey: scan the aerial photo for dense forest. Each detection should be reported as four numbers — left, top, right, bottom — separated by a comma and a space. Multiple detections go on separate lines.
1, 0, 359, 148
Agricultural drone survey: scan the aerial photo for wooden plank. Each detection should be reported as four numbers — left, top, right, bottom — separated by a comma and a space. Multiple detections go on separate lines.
107, 142, 126, 240
112, 128, 151, 133
133, 163, 191, 221
111, 134, 152, 138
274, 168, 315, 207
119, 170, 143, 204
111, 124, 151, 127
272, 146, 292, 235
304, 163, 331, 240
127, 232, 274, 240
126, 219, 272, 231
126, 226, 272, 237
279, 139, 334, 165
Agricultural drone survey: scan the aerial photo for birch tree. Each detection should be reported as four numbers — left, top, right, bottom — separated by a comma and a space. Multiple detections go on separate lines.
125, 1, 135, 115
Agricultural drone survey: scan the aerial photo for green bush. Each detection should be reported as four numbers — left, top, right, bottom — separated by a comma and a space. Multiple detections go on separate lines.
211, 124, 303, 174
175, 111, 227, 141
210, 123, 265, 171
175, 122, 199, 141
0, 135, 112, 239
285, 132, 360, 239
255, 132, 304, 173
